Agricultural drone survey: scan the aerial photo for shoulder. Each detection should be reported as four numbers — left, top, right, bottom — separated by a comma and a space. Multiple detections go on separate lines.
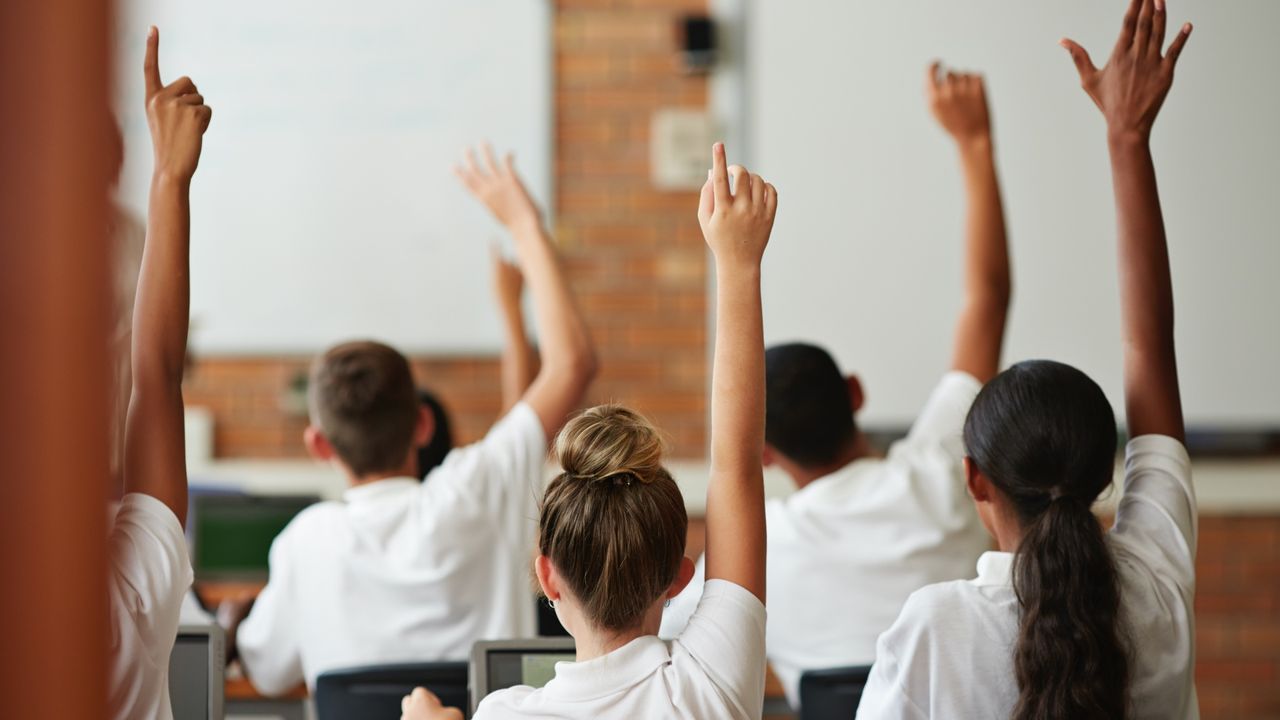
473, 685, 539, 718
270, 500, 344, 550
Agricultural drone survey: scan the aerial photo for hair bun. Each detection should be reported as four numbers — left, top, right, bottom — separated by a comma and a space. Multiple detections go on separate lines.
555, 405, 666, 485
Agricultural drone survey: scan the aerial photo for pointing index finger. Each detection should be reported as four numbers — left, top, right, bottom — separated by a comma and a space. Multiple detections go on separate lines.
144, 26, 162, 99
711, 142, 731, 206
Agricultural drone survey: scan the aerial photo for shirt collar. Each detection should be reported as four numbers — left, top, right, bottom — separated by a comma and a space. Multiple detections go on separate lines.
973, 551, 1015, 588
541, 635, 672, 702
341, 477, 419, 504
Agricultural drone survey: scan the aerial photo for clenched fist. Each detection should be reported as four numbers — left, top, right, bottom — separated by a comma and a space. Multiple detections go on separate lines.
144, 26, 212, 183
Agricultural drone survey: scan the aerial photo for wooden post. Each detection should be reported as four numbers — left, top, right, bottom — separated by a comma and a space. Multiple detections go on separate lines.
0, 0, 113, 717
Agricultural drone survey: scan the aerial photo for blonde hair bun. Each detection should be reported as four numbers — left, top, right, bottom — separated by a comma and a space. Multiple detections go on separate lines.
555, 405, 666, 485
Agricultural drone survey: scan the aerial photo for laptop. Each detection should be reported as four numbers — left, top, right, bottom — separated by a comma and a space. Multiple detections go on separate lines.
189, 494, 318, 580
469, 638, 575, 713
168, 624, 225, 720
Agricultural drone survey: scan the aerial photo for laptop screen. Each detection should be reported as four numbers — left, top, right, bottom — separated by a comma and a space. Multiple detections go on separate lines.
192, 495, 316, 579
168, 626, 223, 720
486, 648, 575, 692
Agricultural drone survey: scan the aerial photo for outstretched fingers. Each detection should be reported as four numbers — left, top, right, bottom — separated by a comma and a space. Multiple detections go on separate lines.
1164, 21, 1192, 67
1060, 38, 1097, 83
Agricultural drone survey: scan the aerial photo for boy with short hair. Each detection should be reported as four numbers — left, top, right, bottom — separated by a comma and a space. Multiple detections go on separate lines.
661, 64, 1012, 706
222, 147, 597, 694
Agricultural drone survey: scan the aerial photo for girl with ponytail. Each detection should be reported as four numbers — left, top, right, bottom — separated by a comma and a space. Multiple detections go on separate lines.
401, 142, 778, 720
858, 1, 1199, 718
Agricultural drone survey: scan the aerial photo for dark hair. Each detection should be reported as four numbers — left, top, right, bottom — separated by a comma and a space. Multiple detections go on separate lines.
309, 341, 419, 477
539, 405, 688, 633
416, 388, 455, 478
765, 343, 856, 467
963, 360, 1128, 720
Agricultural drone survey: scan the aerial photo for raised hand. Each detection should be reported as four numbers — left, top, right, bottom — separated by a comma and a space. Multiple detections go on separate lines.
926, 62, 992, 145
144, 26, 212, 183
1061, 0, 1192, 140
454, 144, 542, 231
698, 143, 777, 270
400, 688, 463, 720
491, 247, 525, 310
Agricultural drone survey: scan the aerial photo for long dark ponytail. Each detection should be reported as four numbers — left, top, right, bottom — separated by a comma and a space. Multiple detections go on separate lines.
963, 360, 1128, 720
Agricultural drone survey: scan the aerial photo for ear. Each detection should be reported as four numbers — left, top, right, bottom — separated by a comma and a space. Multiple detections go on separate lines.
964, 456, 992, 503
304, 426, 335, 462
846, 374, 865, 414
761, 444, 777, 468
665, 556, 696, 599
413, 404, 436, 449
534, 554, 560, 601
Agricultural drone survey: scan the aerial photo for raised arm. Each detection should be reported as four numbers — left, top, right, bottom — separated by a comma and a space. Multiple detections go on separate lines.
927, 63, 1012, 383
455, 146, 597, 440
490, 248, 538, 413
123, 27, 212, 525
1062, 0, 1191, 441
699, 143, 776, 602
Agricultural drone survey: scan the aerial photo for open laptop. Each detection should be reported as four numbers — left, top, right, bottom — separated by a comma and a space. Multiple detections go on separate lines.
168, 624, 225, 720
189, 494, 318, 581
469, 638, 575, 713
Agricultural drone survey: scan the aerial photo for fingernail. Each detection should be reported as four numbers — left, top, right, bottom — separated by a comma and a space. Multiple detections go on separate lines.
1155, 0, 1164, 10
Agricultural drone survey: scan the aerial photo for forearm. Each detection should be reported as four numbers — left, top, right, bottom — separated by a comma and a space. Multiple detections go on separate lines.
950, 137, 1011, 380
510, 220, 595, 381
498, 298, 536, 412
1108, 135, 1184, 439
133, 174, 192, 387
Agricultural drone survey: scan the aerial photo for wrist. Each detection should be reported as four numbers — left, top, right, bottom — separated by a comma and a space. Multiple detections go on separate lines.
714, 257, 763, 282
1107, 128, 1151, 150
505, 213, 544, 238
151, 170, 192, 192
956, 134, 993, 158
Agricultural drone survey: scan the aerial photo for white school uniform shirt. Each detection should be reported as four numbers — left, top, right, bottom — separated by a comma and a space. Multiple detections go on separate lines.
237, 403, 546, 694
476, 579, 766, 720
660, 372, 990, 705
109, 493, 194, 720
857, 435, 1198, 719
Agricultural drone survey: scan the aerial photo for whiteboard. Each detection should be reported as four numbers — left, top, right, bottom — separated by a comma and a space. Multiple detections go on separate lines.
745, 0, 1280, 427
113, 0, 552, 354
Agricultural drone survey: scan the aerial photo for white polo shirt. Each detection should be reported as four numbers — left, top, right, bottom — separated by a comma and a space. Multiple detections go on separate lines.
237, 403, 546, 694
109, 493, 193, 720
476, 579, 766, 720
661, 372, 990, 705
857, 435, 1198, 719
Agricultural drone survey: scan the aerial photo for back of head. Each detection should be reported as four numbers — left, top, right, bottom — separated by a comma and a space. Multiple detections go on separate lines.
963, 360, 1127, 720
765, 343, 855, 467
310, 341, 419, 477
416, 388, 455, 478
539, 405, 687, 633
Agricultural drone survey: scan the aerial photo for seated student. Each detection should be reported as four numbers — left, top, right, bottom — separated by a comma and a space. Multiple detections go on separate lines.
401, 142, 777, 720
858, 2, 1196, 717
109, 26, 212, 719
660, 62, 1012, 704
219, 147, 598, 695
417, 249, 536, 478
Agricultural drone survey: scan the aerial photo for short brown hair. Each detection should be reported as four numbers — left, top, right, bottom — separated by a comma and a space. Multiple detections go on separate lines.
539, 405, 688, 632
309, 341, 419, 477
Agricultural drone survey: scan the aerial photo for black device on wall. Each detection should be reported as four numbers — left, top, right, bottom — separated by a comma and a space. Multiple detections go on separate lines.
680, 15, 716, 73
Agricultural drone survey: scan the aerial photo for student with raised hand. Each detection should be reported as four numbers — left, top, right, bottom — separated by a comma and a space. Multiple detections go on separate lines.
110, 25, 212, 720
659, 64, 1011, 705
401, 142, 776, 720
415, 247, 537, 477
857, 2, 1195, 718
220, 148, 597, 695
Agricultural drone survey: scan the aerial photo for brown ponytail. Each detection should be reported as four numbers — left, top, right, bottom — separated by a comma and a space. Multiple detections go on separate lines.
964, 360, 1129, 720
539, 405, 687, 632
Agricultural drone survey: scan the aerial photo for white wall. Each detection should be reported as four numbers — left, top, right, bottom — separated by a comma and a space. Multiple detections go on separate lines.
742, 0, 1279, 426
113, 0, 552, 355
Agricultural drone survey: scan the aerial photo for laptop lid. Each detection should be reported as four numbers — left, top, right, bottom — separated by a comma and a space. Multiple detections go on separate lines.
469, 638, 575, 714
168, 624, 225, 720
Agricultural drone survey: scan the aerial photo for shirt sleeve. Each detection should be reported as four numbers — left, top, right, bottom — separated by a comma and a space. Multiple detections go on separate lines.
434, 402, 547, 541
108, 493, 192, 664
1108, 434, 1197, 590
856, 604, 931, 720
236, 530, 306, 696
898, 371, 983, 463
674, 579, 768, 720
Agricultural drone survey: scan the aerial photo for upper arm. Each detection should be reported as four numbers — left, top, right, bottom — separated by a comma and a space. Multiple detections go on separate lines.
443, 403, 547, 528
902, 372, 982, 462
108, 494, 192, 653
675, 581, 767, 719
520, 372, 589, 442
1109, 435, 1196, 588
122, 380, 189, 526
949, 300, 1008, 384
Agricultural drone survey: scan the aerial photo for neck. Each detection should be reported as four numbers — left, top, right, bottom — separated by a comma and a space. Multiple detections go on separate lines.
347, 455, 418, 487
789, 432, 878, 490
573, 626, 648, 663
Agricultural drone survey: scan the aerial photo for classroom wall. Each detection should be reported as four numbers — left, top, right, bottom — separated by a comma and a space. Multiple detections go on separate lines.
184, 0, 712, 458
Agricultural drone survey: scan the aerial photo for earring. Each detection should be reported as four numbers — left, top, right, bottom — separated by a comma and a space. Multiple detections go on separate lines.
547, 598, 557, 610
664, 599, 672, 608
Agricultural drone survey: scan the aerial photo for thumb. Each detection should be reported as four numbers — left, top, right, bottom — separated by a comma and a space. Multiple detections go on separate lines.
1059, 38, 1097, 82
144, 26, 163, 98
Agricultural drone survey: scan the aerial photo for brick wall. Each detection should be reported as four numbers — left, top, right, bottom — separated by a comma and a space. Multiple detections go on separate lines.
179, 1, 1278, 716
184, 0, 710, 459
